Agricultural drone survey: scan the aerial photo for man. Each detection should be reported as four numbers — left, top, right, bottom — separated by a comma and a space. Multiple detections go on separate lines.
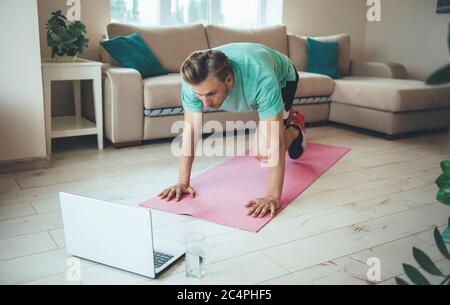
159, 42, 307, 218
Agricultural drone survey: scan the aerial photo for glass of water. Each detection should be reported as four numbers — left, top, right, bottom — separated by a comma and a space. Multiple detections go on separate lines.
185, 232, 206, 279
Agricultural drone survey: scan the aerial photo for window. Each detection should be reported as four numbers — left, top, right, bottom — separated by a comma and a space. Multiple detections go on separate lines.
110, 0, 283, 28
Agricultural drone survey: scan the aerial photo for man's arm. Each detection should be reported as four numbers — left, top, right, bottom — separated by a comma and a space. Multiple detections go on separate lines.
160, 111, 203, 202
263, 111, 286, 200
247, 111, 286, 217
178, 111, 203, 186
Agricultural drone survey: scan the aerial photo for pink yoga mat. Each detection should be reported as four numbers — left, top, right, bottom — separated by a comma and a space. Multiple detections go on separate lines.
141, 143, 350, 232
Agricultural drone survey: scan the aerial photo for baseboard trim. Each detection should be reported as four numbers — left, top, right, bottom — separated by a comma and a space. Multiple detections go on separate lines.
329, 121, 449, 140
112, 140, 143, 149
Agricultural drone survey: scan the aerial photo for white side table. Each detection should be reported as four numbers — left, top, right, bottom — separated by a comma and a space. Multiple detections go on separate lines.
41, 58, 103, 155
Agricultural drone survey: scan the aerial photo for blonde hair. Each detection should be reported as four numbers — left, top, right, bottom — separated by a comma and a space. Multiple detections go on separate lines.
180, 49, 233, 85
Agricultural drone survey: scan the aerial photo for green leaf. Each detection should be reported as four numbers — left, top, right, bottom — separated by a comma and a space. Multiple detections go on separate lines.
50, 32, 62, 43
52, 10, 63, 17
442, 158, 450, 176
71, 21, 86, 32
412, 247, 443, 276
66, 51, 78, 57
437, 190, 450, 205
434, 227, 450, 260
448, 23, 450, 56
46, 19, 61, 31
403, 264, 431, 285
54, 17, 67, 28
395, 277, 409, 285
67, 44, 78, 51
65, 37, 78, 44
426, 63, 450, 85
436, 174, 450, 192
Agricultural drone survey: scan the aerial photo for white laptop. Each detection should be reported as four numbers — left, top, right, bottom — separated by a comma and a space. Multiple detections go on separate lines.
59, 192, 185, 278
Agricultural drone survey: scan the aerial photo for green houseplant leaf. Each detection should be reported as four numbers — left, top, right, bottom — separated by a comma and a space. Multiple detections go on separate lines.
412, 247, 443, 276
402, 264, 431, 285
50, 32, 62, 43
437, 190, 450, 206
50, 10, 67, 28
441, 158, 450, 176
436, 158, 450, 206
434, 226, 450, 260
436, 174, 450, 192
425, 63, 450, 85
448, 23, 450, 55
444, 217, 450, 245
426, 23, 450, 85
395, 277, 409, 285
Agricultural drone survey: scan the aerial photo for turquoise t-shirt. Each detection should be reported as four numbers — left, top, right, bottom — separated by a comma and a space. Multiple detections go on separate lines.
181, 43, 297, 119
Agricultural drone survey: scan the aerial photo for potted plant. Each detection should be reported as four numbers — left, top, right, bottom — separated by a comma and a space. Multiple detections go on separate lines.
394, 24, 450, 286
426, 24, 450, 243
394, 158, 450, 285
46, 10, 89, 62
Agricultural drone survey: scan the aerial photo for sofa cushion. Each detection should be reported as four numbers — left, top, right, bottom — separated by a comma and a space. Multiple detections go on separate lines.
143, 71, 333, 111
331, 77, 450, 112
143, 73, 183, 110
206, 24, 289, 55
107, 23, 209, 73
288, 33, 351, 76
296, 72, 335, 98
306, 37, 341, 79
143, 72, 334, 109
100, 32, 168, 78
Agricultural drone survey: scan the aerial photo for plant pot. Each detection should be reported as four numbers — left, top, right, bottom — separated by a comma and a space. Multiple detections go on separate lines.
54, 54, 78, 63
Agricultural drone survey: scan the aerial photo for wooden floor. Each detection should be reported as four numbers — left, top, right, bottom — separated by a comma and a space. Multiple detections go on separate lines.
0, 125, 449, 285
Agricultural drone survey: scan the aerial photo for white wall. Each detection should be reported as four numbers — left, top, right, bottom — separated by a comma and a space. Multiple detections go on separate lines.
283, 0, 368, 61
365, 0, 450, 81
0, 0, 47, 162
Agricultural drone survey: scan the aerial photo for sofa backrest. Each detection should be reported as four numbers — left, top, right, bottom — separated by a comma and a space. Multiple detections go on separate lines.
205, 24, 289, 56
102, 22, 351, 77
105, 23, 209, 73
288, 33, 351, 76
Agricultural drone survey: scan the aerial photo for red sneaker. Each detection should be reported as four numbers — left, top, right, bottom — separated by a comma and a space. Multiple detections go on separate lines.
288, 111, 307, 160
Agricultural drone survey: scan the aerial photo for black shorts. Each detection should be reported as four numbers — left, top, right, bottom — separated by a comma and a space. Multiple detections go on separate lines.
281, 64, 300, 125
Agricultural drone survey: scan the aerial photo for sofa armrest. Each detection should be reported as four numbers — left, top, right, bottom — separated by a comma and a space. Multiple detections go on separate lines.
103, 67, 144, 144
349, 60, 408, 79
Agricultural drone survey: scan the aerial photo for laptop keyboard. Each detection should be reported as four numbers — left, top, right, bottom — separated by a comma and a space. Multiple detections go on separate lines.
154, 251, 174, 268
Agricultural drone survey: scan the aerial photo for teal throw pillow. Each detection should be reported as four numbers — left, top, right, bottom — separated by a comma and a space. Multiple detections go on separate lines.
306, 37, 342, 79
100, 32, 167, 78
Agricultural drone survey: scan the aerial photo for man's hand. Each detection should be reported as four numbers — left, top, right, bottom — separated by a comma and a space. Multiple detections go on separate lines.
245, 196, 280, 218
159, 183, 196, 202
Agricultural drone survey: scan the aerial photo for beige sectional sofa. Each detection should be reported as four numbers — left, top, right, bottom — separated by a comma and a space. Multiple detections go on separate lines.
100, 23, 450, 147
